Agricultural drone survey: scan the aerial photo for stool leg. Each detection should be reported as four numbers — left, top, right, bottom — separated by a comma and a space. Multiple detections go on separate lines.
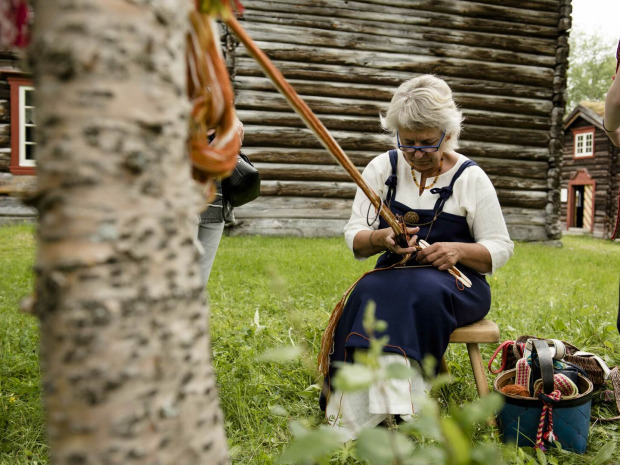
439, 356, 449, 374
466, 343, 489, 397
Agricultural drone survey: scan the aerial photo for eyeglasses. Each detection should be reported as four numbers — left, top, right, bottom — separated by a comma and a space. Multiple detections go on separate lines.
397, 131, 445, 153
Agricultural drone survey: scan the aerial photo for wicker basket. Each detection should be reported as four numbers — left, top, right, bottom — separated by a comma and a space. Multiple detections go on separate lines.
493, 369, 593, 453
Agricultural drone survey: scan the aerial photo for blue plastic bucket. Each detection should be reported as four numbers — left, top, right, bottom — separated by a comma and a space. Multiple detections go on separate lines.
493, 369, 593, 453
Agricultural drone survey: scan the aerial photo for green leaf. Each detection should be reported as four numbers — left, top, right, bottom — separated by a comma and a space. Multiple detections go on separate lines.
279, 426, 345, 464
591, 441, 615, 465
535, 447, 547, 465
400, 398, 443, 441
356, 427, 414, 465
440, 417, 470, 465
362, 300, 377, 336
269, 404, 288, 416
256, 346, 303, 363
452, 393, 503, 430
385, 362, 415, 380
332, 364, 375, 392
375, 319, 388, 332
298, 384, 321, 398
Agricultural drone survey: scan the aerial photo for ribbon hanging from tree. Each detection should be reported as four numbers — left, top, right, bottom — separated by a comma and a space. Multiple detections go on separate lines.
0, 0, 30, 48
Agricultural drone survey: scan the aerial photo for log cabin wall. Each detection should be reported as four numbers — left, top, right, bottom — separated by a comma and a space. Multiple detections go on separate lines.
227, 0, 572, 241
561, 111, 619, 238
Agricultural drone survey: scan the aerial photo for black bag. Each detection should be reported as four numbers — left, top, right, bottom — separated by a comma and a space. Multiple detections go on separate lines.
222, 153, 260, 207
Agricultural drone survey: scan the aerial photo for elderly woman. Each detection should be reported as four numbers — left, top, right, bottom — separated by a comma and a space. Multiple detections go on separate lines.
320, 75, 513, 439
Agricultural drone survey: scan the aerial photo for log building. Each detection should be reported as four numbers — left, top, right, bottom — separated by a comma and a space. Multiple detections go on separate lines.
0, 50, 37, 225
561, 102, 619, 238
1, 1, 573, 240
228, 0, 572, 241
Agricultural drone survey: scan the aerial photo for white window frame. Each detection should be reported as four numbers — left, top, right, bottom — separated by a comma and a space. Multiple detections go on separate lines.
574, 131, 593, 158
18, 85, 36, 167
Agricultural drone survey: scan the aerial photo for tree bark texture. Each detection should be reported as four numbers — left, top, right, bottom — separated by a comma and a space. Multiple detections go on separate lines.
29, 1, 229, 463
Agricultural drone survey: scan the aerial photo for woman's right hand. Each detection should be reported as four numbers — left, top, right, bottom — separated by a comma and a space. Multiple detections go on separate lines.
374, 226, 420, 255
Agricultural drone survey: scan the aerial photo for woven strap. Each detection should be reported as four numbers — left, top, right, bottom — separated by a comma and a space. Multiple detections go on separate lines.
535, 390, 562, 451
515, 357, 531, 391
592, 366, 620, 422
487, 340, 515, 374
533, 373, 579, 398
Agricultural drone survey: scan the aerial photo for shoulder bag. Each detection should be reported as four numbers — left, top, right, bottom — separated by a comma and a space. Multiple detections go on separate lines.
222, 152, 260, 207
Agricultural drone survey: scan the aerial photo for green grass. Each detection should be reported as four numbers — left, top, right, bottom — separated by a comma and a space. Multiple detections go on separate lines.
1, 224, 620, 464
0, 224, 45, 464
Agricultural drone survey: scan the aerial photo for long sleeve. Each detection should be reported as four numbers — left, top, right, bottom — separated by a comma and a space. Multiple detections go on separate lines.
343, 152, 513, 273
456, 166, 514, 274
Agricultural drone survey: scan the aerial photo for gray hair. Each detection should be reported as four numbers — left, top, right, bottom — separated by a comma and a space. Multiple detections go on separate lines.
380, 75, 463, 152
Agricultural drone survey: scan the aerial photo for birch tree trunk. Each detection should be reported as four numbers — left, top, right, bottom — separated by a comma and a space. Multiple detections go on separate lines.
29, 1, 229, 463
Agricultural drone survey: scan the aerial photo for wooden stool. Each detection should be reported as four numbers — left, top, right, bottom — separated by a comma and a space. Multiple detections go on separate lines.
439, 318, 500, 397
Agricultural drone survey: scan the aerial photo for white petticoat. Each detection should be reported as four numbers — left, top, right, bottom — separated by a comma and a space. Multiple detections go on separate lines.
324, 352, 430, 442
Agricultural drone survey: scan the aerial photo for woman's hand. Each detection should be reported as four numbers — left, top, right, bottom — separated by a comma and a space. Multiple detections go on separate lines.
416, 241, 493, 274
377, 226, 419, 255
415, 242, 460, 271
353, 226, 419, 258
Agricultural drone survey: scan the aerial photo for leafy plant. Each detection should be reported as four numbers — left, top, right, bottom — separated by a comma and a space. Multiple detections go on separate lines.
263, 301, 504, 465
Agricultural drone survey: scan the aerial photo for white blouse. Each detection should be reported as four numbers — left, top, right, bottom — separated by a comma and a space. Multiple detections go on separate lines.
344, 151, 514, 275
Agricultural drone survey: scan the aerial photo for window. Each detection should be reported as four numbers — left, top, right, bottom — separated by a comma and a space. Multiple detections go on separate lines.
7, 75, 36, 175
20, 86, 36, 167
573, 128, 594, 158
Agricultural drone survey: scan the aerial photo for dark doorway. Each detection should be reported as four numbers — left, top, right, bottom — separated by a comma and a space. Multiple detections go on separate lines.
573, 185, 584, 228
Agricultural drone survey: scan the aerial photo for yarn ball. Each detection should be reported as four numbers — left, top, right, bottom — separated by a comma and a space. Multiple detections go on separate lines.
501, 384, 531, 397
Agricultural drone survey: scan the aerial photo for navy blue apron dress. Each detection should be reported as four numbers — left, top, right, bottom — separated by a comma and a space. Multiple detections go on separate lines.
320, 151, 491, 409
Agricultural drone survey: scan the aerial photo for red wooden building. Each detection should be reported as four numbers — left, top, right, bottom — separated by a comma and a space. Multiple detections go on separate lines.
561, 102, 620, 238
0, 49, 37, 224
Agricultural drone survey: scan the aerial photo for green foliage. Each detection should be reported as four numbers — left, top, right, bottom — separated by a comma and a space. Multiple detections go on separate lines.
2, 225, 620, 464
196, 0, 239, 17
565, 29, 617, 111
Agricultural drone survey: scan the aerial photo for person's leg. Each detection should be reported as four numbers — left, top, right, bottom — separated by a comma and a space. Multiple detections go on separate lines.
196, 221, 225, 287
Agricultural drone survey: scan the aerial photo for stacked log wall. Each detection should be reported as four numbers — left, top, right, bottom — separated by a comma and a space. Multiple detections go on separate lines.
227, 0, 571, 240
228, 0, 571, 241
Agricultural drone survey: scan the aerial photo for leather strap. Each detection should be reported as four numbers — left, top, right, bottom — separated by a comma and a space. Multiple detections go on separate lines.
524, 338, 566, 361
533, 339, 555, 395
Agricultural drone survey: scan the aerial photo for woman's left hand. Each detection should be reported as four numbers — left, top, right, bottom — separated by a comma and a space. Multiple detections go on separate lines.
415, 242, 460, 271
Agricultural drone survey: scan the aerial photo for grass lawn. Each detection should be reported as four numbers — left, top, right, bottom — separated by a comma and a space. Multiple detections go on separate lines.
1, 223, 620, 464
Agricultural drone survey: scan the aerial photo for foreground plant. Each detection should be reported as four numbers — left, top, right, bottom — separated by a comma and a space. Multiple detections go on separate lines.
261, 303, 503, 465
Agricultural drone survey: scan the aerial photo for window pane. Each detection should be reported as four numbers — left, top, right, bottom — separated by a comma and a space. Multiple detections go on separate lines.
25, 107, 35, 125
576, 136, 583, 153
25, 126, 35, 143
25, 89, 34, 106
25, 143, 36, 161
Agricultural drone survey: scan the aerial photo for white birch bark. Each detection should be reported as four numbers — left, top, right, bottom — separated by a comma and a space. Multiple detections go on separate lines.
29, 0, 229, 463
